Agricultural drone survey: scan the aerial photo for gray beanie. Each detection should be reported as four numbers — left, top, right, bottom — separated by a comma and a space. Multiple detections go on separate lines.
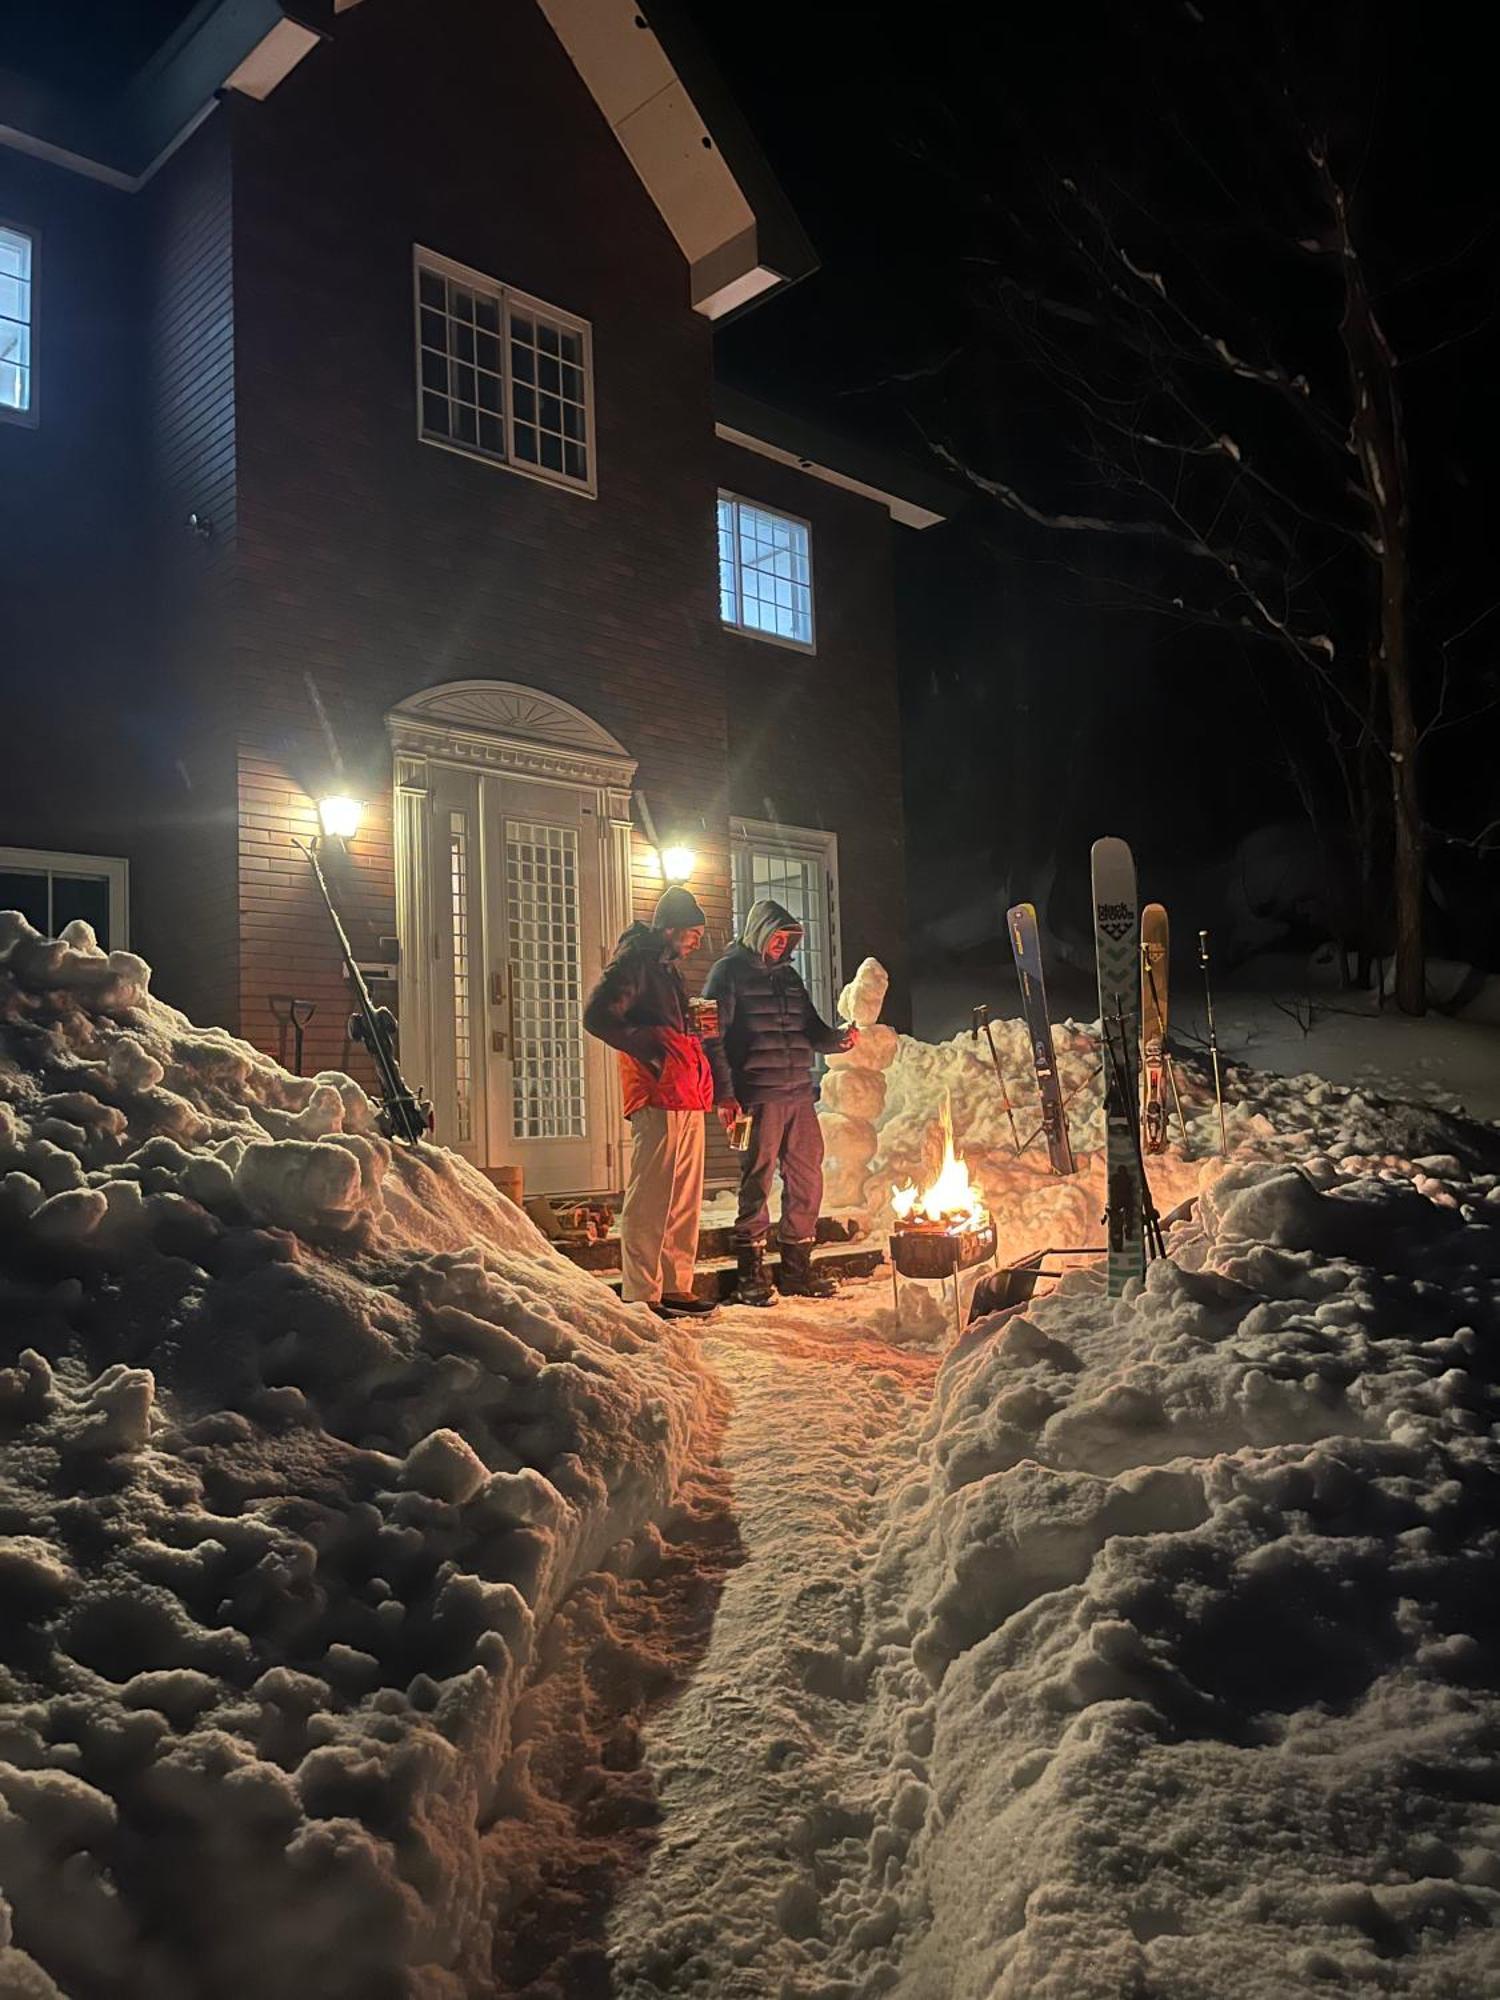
653, 885, 707, 930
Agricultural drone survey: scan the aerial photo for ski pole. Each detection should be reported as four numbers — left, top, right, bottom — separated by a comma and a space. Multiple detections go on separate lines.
972, 1004, 1023, 1154
1197, 928, 1228, 1156
1164, 1054, 1189, 1149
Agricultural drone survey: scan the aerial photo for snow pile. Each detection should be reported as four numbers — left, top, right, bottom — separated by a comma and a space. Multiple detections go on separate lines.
788, 1101, 1500, 1996
821, 968, 1238, 1262
0, 917, 706, 1999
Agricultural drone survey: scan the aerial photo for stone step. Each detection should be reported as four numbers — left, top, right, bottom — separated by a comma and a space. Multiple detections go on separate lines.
601, 1241, 886, 1304
560, 1213, 864, 1274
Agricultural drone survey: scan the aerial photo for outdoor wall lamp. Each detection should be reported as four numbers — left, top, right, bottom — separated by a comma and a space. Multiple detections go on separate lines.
660, 844, 696, 884
317, 795, 363, 842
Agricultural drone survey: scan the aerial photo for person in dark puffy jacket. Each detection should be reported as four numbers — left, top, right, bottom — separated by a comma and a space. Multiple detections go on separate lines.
703, 897, 858, 1304
584, 886, 718, 1320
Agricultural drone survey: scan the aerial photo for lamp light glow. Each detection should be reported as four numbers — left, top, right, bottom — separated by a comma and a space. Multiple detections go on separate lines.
317, 796, 363, 841
660, 844, 696, 884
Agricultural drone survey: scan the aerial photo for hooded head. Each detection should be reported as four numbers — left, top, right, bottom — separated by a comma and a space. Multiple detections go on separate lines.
741, 898, 804, 965
653, 884, 708, 959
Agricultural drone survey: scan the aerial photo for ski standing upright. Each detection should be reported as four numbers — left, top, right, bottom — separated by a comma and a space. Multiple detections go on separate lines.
1091, 838, 1146, 1294
1007, 902, 1077, 1176
1140, 902, 1171, 1153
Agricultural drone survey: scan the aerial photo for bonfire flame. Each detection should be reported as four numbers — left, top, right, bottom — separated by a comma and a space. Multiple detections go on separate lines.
891, 1092, 988, 1229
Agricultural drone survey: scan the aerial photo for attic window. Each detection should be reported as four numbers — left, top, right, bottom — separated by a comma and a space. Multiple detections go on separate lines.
717, 493, 815, 650
414, 248, 594, 495
0, 224, 35, 423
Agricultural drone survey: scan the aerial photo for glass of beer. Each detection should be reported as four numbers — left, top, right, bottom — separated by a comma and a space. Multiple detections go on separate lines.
688, 996, 720, 1039
729, 1109, 754, 1151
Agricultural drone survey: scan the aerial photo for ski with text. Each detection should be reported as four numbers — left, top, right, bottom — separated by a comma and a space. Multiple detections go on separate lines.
1007, 901, 1077, 1176
1091, 838, 1145, 1294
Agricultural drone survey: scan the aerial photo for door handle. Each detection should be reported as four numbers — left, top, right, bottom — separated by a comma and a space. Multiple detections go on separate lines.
491, 969, 507, 1054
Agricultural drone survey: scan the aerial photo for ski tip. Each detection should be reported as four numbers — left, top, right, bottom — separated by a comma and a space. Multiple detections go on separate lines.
1090, 835, 1132, 862
1005, 901, 1036, 927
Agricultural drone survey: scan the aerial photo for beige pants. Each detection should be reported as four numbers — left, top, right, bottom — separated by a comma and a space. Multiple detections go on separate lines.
620, 1107, 705, 1303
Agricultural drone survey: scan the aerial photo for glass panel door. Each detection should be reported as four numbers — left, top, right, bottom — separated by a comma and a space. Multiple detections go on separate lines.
504, 819, 587, 1142
483, 777, 608, 1192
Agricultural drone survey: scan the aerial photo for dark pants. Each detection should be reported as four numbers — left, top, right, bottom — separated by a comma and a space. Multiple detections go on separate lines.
735, 1095, 825, 1245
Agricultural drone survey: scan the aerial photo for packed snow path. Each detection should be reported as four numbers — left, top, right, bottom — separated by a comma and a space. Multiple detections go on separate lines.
606, 1295, 938, 1998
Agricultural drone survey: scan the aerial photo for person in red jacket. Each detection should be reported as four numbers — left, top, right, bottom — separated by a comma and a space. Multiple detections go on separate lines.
583, 887, 718, 1319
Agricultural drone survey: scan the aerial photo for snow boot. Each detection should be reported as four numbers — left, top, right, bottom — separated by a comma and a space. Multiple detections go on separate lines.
777, 1238, 838, 1299
733, 1241, 776, 1308
654, 1294, 718, 1320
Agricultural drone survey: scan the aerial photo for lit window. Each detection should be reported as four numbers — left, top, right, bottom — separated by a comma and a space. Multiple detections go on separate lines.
415, 249, 593, 493
718, 494, 814, 649
1, 223, 35, 422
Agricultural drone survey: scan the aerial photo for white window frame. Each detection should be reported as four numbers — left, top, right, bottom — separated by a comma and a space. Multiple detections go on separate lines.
730, 818, 841, 1018
413, 246, 596, 498
0, 218, 38, 429
0, 846, 129, 947
718, 491, 816, 653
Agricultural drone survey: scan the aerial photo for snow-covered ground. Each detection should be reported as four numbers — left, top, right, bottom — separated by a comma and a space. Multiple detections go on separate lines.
0, 917, 708, 1998
4, 921, 1499, 1999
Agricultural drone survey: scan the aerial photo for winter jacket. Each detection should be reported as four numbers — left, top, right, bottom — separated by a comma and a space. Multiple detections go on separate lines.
702, 898, 851, 1107
583, 922, 715, 1116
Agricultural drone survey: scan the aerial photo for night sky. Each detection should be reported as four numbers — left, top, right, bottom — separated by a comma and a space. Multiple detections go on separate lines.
686, 0, 1500, 979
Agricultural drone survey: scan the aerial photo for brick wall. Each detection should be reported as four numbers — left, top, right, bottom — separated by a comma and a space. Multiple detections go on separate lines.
225, 0, 737, 1079
135, 117, 240, 1026
717, 440, 912, 1028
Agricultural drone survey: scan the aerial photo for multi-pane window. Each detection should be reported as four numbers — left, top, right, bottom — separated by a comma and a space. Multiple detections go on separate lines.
1, 224, 35, 421
448, 813, 474, 1145
415, 249, 593, 492
718, 494, 815, 649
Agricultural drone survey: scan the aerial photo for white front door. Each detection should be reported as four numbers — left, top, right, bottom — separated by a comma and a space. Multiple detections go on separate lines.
426, 765, 611, 1192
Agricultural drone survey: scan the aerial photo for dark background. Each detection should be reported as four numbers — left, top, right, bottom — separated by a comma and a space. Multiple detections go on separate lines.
12, 0, 1500, 1000
684, 0, 1500, 996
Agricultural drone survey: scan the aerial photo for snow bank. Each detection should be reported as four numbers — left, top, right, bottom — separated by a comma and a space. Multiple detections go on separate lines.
0, 916, 706, 1999
796, 1090, 1500, 1996
821, 987, 1237, 1267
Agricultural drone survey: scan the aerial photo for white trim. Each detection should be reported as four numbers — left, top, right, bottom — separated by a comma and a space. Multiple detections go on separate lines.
718, 489, 816, 653
413, 246, 597, 498
387, 684, 634, 1187
0, 17, 309, 193
0, 844, 129, 948
534, 0, 777, 321
716, 421, 948, 530
222, 18, 321, 102
729, 817, 842, 1015
0, 218, 37, 428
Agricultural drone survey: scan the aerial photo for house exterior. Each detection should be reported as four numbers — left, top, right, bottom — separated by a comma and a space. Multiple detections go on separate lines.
0, 0, 955, 1194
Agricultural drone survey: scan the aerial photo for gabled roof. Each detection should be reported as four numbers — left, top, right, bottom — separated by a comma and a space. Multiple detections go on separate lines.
715, 388, 964, 531
0, 0, 815, 318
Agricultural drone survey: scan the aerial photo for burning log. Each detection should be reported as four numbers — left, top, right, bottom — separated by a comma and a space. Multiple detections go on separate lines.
889, 1093, 997, 1280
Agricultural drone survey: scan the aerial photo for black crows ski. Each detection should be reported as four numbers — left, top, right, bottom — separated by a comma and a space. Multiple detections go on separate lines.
1007, 902, 1076, 1176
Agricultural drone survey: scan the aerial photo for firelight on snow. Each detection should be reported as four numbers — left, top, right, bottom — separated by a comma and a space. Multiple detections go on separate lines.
316, 794, 363, 840
890, 1091, 987, 1229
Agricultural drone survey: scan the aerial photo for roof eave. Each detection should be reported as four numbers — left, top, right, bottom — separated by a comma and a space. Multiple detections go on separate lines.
715, 388, 963, 531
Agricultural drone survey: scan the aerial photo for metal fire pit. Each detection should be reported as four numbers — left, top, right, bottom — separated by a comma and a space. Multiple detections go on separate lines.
889, 1215, 998, 1338
890, 1218, 997, 1280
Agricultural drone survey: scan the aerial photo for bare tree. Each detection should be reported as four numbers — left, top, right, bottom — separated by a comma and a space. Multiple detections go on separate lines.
891, 2, 1499, 1011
